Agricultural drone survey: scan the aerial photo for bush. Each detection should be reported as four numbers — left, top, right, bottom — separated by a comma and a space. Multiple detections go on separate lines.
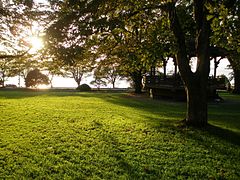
76, 84, 91, 91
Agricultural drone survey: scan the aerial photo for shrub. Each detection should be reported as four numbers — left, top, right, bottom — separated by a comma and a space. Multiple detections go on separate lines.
76, 84, 91, 91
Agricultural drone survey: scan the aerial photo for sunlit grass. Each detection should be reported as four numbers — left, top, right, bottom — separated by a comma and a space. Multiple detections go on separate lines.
0, 90, 239, 179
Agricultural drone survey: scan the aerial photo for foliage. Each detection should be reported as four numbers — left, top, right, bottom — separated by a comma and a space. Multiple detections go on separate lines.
0, 0, 50, 56
209, 1, 240, 93
0, 0, 54, 87
0, 58, 17, 86
0, 90, 239, 178
210, 1, 240, 53
43, 32, 95, 86
63, 59, 94, 87
25, 69, 49, 88
76, 83, 91, 91
90, 75, 107, 90
45, 0, 174, 93
12, 54, 41, 85
41, 59, 65, 88
0, 1, 30, 56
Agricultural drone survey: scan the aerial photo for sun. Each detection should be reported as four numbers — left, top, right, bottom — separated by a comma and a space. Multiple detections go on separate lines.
28, 36, 44, 52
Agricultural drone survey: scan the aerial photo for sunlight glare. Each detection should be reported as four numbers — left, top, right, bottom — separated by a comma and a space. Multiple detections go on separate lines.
28, 36, 44, 51
37, 84, 50, 89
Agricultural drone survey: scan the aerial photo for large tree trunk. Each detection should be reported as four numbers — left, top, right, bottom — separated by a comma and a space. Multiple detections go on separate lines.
131, 71, 143, 94
185, 77, 208, 127
168, 1, 210, 127
233, 69, 240, 94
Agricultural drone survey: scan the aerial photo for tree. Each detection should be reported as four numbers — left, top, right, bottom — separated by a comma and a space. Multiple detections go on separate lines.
0, 58, 11, 87
44, 9, 96, 87
0, 0, 47, 57
25, 69, 49, 88
90, 75, 107, 90
227, 53, 240, 93
93, 57, 124, 88
63, 62, 91, 87
210, 1, 240, 93
166, 1, 212, 127
0, 56, 23, 87
45, 0, 153, 93
11, 54, 41, 87
0, 0, 52, 88
44, 43, 95, 87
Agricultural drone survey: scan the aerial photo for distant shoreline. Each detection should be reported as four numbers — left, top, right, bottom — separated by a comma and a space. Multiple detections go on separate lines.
0, 87, 134, 92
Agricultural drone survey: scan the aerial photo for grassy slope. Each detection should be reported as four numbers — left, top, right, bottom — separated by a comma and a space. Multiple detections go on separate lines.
0, 90, 239, 179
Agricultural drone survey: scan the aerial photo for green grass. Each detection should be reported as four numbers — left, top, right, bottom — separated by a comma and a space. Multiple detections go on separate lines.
0, 90, 240, 179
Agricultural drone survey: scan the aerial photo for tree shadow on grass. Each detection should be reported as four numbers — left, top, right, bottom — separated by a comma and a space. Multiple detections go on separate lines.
103, 93, 240, 147
206, 124, 240, 146
143, 115, 240, 147
87, 120, 143, 178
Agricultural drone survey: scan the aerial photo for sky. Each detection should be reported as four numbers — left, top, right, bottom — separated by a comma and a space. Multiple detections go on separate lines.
34, 0, 48, 4
163, 57, 232, 78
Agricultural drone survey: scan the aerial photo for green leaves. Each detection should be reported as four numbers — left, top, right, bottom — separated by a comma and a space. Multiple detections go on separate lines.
210, 1, 240, 52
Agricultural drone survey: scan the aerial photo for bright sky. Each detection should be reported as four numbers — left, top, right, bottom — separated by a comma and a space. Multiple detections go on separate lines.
7, 75, 130, 89
34, 0, 48, 4
163, 58, 232, 78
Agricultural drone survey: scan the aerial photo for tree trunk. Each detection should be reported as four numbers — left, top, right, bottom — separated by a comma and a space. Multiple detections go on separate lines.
112, 78, 116, 89
168, 1, 210, 127
185, 78, 208, 127
0, 79, 4, 87
76, 80, 80, 87
131, 71, 142, 94
49, 75, 54, 88
233, 69, 240, 94
74, 76, 82, 87
2, 74, 5, 88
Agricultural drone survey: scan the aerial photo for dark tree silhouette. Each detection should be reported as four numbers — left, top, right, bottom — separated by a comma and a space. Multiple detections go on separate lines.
25, 69, 49, 88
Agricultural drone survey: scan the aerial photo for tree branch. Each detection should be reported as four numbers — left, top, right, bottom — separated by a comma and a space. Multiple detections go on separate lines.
168, 2, 192, 83
121, 3, 169, 20
0, 48, 30, 59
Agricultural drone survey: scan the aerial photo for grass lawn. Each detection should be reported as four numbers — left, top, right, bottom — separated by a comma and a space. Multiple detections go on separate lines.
0, 90, 240, 179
